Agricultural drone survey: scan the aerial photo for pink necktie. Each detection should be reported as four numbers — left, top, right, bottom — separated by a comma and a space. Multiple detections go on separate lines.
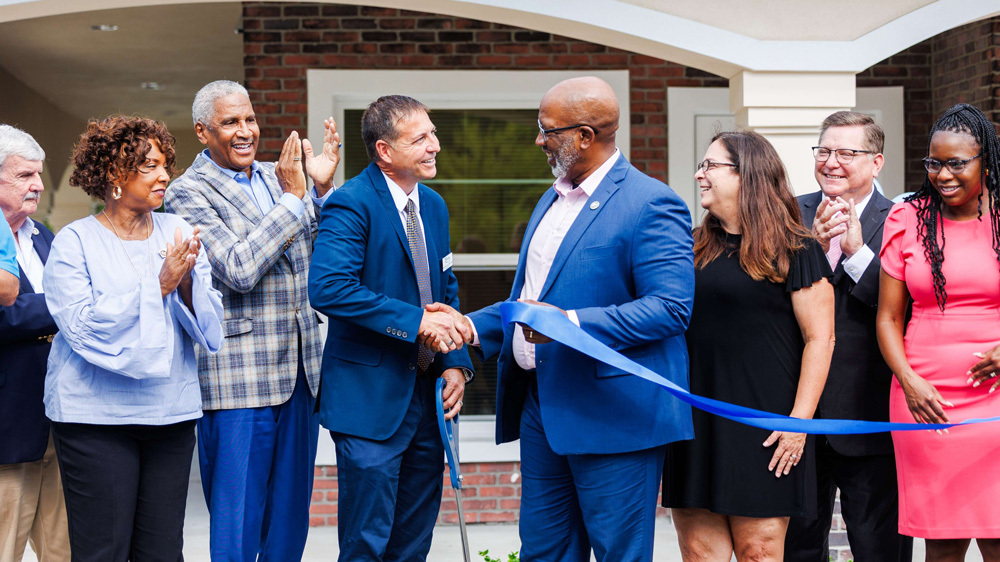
826, 208, 843, 268
826, 233, 842, 269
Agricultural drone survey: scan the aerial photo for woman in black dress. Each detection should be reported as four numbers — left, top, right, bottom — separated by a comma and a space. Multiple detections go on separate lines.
663, 130, 835, 561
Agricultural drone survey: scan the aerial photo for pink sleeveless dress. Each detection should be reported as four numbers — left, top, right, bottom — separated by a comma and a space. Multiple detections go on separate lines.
881, 202, 1000, 538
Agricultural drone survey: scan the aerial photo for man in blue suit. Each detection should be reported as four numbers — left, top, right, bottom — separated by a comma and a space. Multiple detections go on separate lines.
0, 124, 69, 562
432, 76, 695, 561
308, 95, 474, 561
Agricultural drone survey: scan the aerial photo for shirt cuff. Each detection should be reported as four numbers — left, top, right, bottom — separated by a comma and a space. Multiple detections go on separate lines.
311, 184, 336, 207
278, 192, 305, 218
466, 315, 480, 346
843, 244, 875, 283
567, 310, 580, 326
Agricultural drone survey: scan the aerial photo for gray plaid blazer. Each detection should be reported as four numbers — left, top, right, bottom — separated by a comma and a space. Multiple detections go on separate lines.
165, 155, 323, 410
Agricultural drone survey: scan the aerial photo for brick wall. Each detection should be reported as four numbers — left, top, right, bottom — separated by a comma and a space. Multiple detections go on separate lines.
860, 16, 1000, 192
240, 2, 727, 184
309, 462, 522, 527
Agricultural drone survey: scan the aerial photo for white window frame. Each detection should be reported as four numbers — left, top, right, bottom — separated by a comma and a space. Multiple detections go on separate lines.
307, 69, 630, 464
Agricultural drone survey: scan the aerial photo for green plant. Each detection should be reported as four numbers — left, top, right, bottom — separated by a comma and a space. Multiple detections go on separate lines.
480, 549, 520, 562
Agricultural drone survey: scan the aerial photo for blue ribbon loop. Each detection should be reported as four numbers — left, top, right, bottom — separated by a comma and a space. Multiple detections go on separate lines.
435, 377, 463, 489
500, 301, 1000, 434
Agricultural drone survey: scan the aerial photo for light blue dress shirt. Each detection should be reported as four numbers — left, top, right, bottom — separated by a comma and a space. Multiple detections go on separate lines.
0, 221, 18, 277
44, 212, 224, 425
197, 150, 334, 217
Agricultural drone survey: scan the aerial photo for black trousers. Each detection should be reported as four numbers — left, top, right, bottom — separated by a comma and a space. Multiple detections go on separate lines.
784, 439, 912, 562
52, 420, 197, 562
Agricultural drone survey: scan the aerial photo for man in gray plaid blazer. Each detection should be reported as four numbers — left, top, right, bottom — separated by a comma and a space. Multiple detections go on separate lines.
164, 80, 341, 562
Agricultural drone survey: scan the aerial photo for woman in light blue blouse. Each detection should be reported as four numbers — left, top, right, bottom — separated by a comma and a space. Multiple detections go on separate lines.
44, 115, 223, 561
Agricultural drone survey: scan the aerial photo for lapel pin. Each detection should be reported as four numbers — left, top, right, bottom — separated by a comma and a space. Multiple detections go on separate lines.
159, 249, 167, 258
32, 227, 39, 235
590, 201, 600, 210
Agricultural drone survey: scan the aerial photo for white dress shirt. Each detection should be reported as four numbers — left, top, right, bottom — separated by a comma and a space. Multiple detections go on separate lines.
14, 217, 44, 293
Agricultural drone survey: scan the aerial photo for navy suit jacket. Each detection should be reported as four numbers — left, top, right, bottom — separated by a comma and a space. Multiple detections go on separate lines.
468, 154, 695, 455
799, 190, 895, 456
309, 162, 473, 440
0, 223, 56, 464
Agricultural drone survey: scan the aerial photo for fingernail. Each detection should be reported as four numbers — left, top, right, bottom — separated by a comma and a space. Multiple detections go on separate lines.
974, 380, 981, 387
991, 387, 996, 394
968, 376, 975, 384
936, 429, 942, 434
974, 352, 986, 358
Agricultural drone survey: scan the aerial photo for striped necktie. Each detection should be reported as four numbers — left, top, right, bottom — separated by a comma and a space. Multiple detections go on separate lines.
405, 199, 435, 371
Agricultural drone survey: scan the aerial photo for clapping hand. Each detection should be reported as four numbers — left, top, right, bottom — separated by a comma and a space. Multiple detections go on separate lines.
812, 196, 862, 257
159, 226, 200, 303
276, 131, 307, 199
418, 303, 472, 353
304, 117, 341, 196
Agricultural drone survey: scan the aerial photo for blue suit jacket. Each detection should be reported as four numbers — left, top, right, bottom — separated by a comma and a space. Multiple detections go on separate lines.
309, 162, 474, 440
468, 154, 695, 455
0, 223, 56, 464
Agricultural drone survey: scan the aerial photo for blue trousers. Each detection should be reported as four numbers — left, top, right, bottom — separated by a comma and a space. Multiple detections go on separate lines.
332, 376, 443, 562
197, 366, 319, 562
519, 379, 665, 562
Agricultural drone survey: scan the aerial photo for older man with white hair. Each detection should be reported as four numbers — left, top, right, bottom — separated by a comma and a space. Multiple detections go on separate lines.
0, 124, 69, 562
165, 80, 340, 562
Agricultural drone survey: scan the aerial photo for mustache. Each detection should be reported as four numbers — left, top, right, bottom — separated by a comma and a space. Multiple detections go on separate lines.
23, 192, 39, 202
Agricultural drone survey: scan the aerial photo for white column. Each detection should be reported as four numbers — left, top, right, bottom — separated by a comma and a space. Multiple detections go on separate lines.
729, 71, 856, 195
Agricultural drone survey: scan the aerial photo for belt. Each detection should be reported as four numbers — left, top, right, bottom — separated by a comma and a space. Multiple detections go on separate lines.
37, 334, 54, 343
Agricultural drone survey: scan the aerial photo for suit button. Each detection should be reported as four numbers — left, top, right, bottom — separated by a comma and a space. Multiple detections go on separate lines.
408, 363, 416, 371
402, 332, 408, 338
386, 327, 392, 334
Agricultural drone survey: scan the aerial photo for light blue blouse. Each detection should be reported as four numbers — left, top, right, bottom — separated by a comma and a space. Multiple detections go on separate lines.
44, 213, 224, 425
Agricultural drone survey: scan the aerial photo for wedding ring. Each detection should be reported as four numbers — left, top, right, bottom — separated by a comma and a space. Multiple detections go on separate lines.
292, 157, 301, 161
790, 454, 798, 459
458, 400, 464, 408
447, 340, 455, 347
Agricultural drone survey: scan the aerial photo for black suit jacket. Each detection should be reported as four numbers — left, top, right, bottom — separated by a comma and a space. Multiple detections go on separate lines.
0, 223, 56, 464
799, 190, 894, 456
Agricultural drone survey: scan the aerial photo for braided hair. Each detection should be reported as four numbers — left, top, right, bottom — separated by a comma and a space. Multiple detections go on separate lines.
906, 103, 1000, 310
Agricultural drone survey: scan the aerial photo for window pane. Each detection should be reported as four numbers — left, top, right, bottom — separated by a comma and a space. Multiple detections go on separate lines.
454, 269, 517, 416
344, 108, 553, 253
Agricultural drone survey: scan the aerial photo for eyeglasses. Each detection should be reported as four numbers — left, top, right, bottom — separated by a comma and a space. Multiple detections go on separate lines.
812, 147, 875, 164
537, 120, 599, 138
922, 154, 981, 174
697, 160, 737, 173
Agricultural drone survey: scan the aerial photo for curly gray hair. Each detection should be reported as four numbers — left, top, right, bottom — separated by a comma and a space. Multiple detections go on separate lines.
192, 80, 249, 126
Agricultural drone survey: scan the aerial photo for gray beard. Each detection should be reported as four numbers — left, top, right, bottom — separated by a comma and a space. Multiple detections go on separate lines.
550, 142, 580, 179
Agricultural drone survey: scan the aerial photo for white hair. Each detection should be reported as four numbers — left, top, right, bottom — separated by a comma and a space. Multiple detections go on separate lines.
0, 124, 44, 172
192, 80, 249, 126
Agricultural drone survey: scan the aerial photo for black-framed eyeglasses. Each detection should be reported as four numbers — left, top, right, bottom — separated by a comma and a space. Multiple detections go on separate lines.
812, 146, 875, 164
537, 120, 599, 137
697, 160, 737, 173
922, 154, 981, 174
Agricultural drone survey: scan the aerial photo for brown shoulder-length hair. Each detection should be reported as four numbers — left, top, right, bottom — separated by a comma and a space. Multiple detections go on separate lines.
69, 115, 176, 199
693, 130, 812, 283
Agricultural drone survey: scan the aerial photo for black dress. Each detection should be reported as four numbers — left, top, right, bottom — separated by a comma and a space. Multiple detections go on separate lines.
662, 233, 831, 518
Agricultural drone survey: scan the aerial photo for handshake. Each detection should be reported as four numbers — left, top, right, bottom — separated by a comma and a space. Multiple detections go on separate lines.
418, 302, 473, 353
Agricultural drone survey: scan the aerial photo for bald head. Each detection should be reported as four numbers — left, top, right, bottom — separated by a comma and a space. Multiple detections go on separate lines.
540, 77, 620, 142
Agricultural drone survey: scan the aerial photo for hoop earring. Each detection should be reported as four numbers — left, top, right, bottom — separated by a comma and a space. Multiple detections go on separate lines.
112, 185, 122, 200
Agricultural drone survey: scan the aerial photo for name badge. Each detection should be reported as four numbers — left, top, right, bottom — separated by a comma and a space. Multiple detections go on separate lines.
442, 253, 453, 271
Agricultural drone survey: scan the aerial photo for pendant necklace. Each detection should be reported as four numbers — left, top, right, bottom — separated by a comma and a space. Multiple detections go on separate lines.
103, 210, 153, 279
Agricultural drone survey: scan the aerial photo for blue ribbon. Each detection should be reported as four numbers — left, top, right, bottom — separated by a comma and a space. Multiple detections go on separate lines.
501, 301, 1000, 434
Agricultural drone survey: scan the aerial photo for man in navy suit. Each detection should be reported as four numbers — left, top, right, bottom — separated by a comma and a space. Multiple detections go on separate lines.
433, 76, 695, 561
0, 124, 69, 562
308, 95, 474, 561
785, 112, 911, 561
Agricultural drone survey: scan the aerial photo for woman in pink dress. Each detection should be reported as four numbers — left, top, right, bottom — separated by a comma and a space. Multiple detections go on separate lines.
877, 103, 1000, 561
